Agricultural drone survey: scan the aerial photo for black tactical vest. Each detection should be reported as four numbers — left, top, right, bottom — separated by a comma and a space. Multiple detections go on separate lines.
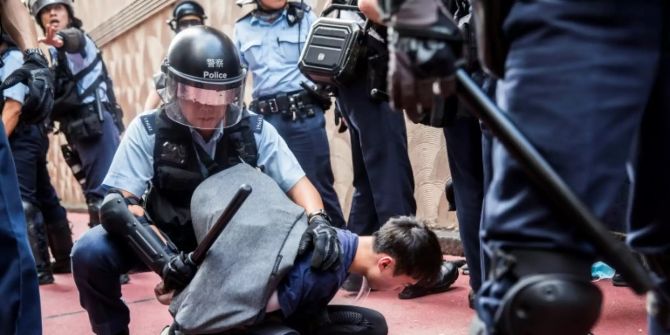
144, 108, 261, 251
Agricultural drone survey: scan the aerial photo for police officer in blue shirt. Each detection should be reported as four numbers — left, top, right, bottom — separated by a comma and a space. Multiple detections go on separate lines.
30, 0, 122, 227
2, 35, 72, 286
234, 0, 346, 228
330, 0, 416, 238
0, 0, 56, 333
71, 26, 342, 335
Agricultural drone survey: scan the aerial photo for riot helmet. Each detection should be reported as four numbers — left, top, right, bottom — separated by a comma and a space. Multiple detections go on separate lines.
162, 26, 246, 130
29, 0, 74, 23
168, 0, 207, 32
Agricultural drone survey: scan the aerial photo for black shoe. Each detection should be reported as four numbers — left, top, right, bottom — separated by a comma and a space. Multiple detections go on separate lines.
119, 274, 130, 285
38, 270, 55, 285
398, 260, 460, 299
612, 272, 628, 287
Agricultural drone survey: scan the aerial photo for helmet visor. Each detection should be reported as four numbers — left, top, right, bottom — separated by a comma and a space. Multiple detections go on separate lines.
163, 76, 244, 130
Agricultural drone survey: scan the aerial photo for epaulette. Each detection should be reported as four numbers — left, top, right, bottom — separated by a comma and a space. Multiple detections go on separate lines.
140, 112, 157, 135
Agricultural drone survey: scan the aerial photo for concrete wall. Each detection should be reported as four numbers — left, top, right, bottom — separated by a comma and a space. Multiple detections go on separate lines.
46, 0, 457, 229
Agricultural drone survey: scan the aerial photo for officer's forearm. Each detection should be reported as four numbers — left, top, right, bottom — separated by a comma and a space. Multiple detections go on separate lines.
2, 99, 22, 137
0, 0, 40, 51
287, 176, 325, 214
359, 0, 384, 24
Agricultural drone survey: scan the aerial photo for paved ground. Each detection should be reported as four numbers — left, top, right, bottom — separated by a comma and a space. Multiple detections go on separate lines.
40, 212, 648, 334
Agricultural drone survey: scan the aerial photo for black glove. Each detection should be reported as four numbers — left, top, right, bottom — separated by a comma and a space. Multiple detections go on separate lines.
298, 212, 343, 271
162, 252, 197, 291
0, 51, 54, 124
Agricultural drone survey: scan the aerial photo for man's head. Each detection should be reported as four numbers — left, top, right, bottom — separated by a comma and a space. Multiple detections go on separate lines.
168, 0, 207, 33
162, 26, 246, 135
30, 0, 79, 32
365, 216, 443, 291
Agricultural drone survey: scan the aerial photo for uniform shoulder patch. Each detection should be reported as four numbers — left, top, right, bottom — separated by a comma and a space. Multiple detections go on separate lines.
251, 114, 264, 134
140, 113, 157, 135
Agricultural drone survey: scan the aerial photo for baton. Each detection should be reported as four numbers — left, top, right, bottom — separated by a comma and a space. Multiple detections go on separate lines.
189, 184, 252, 265
454, 68, 654, 295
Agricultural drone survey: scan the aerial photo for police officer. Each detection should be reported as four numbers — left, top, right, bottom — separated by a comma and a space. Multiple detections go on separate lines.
332, 0, 416, 236
0, 0, 56, 332
2, 34, 73, 285
234, 0, 346, 228
375, 0, 670, 334
71, 26, 342, 335
143, 0, 207, 111
30, 0, 122, 227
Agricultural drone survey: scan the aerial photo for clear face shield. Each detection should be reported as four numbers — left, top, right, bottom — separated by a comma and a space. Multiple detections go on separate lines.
162, 72, 246, 130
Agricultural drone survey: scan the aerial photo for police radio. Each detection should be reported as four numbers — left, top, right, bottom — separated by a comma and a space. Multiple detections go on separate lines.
298, 4, 369, 86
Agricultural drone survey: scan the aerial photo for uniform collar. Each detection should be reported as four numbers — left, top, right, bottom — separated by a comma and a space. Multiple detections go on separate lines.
249, 7, 287, 26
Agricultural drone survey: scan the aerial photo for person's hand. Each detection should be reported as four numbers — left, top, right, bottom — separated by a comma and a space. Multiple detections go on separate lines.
162, 252, 197, 291
154, 281, 175, 305
0, 50, 54, 124
39, 26, 64, 48
297, 213, 343, 271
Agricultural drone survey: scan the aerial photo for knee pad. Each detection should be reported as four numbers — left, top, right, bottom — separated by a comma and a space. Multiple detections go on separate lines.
495, 274, 602, 335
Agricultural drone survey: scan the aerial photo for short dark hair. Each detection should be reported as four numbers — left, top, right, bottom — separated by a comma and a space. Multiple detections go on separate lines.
372, 216, 443, 285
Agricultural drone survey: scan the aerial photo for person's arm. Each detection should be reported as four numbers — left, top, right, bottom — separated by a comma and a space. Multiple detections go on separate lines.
358, 0, 384, 24
0, 0, 40, 50
2, 99, 21, 136
286, 176, 325, 214
144, 90, 161, 111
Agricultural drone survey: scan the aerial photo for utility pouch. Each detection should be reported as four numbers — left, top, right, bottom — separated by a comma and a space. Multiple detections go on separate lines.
62, 105, 103, 142
298, 4, 367, 86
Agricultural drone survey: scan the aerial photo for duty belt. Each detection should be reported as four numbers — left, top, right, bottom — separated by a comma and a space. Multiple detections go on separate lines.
249, 89, 319, 120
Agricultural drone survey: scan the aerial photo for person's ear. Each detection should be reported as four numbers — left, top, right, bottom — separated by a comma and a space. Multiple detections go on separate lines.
378, 256, 395, 272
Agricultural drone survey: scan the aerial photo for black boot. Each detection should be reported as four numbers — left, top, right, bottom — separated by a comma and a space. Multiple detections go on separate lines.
23, 201, 54, 285
46, 219, 73, 273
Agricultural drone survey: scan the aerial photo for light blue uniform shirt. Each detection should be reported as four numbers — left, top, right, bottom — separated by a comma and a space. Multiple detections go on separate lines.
234, 8, 318, 98
102, 110, 305, 198
48, 33, 108, 104
1, 48, 29, 104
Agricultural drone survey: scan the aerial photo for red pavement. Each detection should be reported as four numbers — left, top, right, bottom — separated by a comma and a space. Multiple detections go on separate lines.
40, 213, 648, 335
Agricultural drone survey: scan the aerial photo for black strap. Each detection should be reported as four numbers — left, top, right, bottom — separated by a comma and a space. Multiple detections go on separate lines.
193, 142, 220, 177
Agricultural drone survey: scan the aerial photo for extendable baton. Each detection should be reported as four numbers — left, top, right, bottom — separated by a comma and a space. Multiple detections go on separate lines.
190, 184, 252, 265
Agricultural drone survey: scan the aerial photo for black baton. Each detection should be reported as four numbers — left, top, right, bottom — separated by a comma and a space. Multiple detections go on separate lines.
190, 184, 252, 265
454, 68, 654, 295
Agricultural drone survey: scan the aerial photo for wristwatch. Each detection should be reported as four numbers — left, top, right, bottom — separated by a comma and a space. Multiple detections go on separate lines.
23, 48, 45, 60
307, 209, 332, 225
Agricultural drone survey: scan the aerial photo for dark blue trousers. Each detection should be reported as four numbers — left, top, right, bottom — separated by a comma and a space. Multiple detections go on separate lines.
478, 1, 670, 333
443, 116, 484, 291
69, 110, 120, 202
0, 122, 41, 335
9, 124, 67, 222
336, 80, 416, 235
72, 225, 144, 335
263, 109, 346, 228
